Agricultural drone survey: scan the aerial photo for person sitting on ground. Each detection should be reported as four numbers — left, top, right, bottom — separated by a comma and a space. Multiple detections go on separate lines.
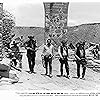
10, 41, 20, 67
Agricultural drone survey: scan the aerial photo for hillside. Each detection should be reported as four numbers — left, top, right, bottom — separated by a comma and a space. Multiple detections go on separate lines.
12, 23, 100, 49
13, 26, 45, 47
52, 23, 100, 46
67, 23, 100, 44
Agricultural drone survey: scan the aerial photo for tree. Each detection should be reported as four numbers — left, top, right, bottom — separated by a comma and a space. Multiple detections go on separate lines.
2, 10, 15, 49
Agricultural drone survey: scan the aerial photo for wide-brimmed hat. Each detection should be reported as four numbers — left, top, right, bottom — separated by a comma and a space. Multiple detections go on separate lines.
11, 41, 19, 45
61, 40, 67, 44
46, 38, 51, 43
28, 36, 34, 39
76, 42, 80, 47
79, 41, 83, 45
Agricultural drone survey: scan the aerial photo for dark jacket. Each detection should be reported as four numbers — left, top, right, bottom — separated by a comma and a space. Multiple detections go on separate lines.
25, 39, 37, 57
76, 46, 85, 58
76, 45, 86, 65
60, 45, 68, 57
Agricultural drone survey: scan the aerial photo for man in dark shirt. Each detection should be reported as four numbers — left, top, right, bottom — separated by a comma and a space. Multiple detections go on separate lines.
10, 41, 20, 67
75, 42, 86, 79
25, 36, 37, 74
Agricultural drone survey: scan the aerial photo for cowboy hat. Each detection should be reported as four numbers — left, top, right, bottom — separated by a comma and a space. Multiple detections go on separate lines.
61, 40, 67, 44
28, 36, 34, 39
11, 41, 19, 45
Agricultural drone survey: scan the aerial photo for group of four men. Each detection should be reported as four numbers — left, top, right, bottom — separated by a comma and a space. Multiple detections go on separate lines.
25, 35, 86, 79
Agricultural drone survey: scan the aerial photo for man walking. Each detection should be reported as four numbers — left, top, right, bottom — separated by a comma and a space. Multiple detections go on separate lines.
25, 36, 37, 74
58, 41, 69, 78
42, 39, 54, 77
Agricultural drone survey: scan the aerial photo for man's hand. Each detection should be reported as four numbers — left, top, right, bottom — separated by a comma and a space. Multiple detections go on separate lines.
26, 47, 31, 50
60, 56, 63, 59
26, 47, 34, 51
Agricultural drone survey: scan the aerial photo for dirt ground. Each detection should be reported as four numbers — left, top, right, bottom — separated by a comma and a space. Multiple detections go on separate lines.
0, 46, 100, 91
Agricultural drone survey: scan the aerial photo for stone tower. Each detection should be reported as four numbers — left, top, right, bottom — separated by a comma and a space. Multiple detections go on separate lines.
44, 2, 69, 44
0, 3, 3, 60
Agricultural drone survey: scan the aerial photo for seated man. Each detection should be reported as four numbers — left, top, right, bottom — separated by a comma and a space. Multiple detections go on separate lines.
10, 41, 22, 67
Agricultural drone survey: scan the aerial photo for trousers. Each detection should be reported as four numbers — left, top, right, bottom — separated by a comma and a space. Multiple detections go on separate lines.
59, 56, 69, 76
27, 56, 35, 72
76, 62, 86, 78
44, 55, 52, 75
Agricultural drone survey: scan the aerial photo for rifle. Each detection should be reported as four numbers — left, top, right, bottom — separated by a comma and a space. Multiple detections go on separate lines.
71, 53, 87, 65
10, 64, 22, 72
41, 54, 55, 68
41, 54, 45, 68
10, 63, 32, 74
25, 47, 40, 52
8, 51, 26, 53
54, 53, 87, 64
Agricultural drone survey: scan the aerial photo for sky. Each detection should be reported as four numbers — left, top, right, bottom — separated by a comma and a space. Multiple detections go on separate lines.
1, 0, 100, 27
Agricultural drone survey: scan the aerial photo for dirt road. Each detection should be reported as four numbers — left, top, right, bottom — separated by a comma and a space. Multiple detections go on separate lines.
0, 47, 100, 90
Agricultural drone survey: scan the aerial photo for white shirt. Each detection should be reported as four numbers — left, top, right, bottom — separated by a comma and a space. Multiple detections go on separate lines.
63, 47, 67, 56
43, 44, 54, 56
80, 49, 84, 57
